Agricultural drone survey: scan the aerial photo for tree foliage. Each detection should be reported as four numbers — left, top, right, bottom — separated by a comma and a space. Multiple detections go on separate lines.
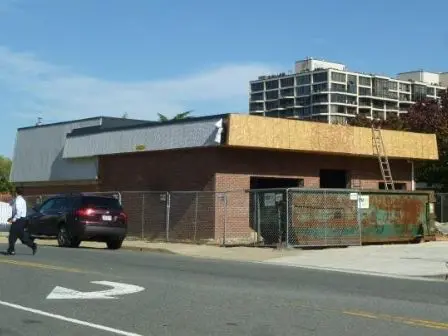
157, 110, 193, 122
348, 91, 448, 189
0, 156, 13, 193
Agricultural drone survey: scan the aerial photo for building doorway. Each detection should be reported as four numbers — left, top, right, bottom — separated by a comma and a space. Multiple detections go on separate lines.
249, 177, 303, 245
319, 169, 348, 189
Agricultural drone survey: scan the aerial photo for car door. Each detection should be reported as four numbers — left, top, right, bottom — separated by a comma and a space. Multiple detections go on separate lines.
47, 197, 69, 234
30, 198, 59, 236
27, 199, 54, 236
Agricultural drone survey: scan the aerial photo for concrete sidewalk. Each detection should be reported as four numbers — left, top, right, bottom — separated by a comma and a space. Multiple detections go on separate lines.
1, 235, 447, 280
0, 235, 298, 262
266, 242, 448, 279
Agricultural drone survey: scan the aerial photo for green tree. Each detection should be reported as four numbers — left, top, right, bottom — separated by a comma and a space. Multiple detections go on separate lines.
0, 156, 13, 193
349, 91, 448, 190
157, 110, 193, 122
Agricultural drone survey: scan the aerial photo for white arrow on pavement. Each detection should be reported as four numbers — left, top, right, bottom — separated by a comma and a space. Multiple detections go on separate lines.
46, 281, 145, 300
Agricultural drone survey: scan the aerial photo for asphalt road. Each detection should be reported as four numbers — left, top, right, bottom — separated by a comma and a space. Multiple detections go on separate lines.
0, 243, 447, 336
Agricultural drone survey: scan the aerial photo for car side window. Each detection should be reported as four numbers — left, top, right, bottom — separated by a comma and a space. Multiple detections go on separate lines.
39, 199, 56, 213
52, 198, 68, 211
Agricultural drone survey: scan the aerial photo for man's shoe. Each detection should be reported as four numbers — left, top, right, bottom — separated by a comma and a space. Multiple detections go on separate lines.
32, 244, 37, 255
6, 250, 15, 256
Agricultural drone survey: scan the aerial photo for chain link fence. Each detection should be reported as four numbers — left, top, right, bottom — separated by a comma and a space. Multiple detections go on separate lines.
18, 188, 432, 246
435, 193, 448, 223
287, 189, 361, 247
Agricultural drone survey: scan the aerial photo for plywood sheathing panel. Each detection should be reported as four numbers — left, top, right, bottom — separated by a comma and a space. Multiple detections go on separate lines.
227, 114, 438, 160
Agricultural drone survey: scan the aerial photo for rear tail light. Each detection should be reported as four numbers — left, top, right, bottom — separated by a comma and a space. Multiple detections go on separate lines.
76, 208, 95, 217
119, 212, 127, 221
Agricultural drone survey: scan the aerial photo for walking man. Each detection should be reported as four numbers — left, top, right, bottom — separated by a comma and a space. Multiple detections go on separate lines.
6, 187, 37, 255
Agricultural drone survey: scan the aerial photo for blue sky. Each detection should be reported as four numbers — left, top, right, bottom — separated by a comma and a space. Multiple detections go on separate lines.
0, 0, 447, 157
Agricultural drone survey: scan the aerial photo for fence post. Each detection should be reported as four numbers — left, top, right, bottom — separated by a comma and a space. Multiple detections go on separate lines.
165, 192, 171, 242
441, 194, 444, 223
193, 192, 199, 242
141, 193, 145, 240
357, 191, 362, 246
256, 192, 261, 243
223, 193, 228, 246
285, 189, 290, 248
324, 190, 328, 247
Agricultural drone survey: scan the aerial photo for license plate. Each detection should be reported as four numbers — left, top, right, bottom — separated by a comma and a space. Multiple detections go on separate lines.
102, 215, 112, 221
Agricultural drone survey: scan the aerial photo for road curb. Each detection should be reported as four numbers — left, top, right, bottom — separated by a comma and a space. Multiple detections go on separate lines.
0, 237, 178, 255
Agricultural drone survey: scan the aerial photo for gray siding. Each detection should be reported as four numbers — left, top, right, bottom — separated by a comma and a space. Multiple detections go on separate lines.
10, 119, 102, 183
63, 118, 224, 159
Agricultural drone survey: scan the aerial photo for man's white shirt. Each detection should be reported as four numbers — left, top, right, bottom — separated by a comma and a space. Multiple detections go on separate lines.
11, 195, 27, 222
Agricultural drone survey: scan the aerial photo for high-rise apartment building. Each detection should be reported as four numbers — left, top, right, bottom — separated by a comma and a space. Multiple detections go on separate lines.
249, 58, 447, 123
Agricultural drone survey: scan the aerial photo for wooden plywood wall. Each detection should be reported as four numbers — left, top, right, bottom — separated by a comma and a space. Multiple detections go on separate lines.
226, 114, 438, 160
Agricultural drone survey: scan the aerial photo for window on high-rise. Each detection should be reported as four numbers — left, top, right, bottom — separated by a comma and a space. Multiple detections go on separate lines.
266, 101, 279, 110
313, 105, 328, 114
279, 109, 295, 117
296, 74, 311, 85
331, 72, 346, 82
399, 83, 410, 92
251, 92, 264, 101
266, 90, 279, 100
359, 87, 372, 96
359, 76, 371, 86
436, 89, 445, 97
251, 82, 264, 91
249, 103, 264, 112
296, 85, 311, 96
313, 94, 328, 103
280, 77, 294, 88
313, 83, 329, 93
359, 98, 371, 106
296, 96, 311, 106
281, 88, 294, 97
388, 81, 398, 90
313, 72, 328, 83
427, 87, 435, 96
399, 93, 411, 101
266, 80, 279, 90
347, 107, 356, 115
412, 84, 427, 101
331, 83, 346, 92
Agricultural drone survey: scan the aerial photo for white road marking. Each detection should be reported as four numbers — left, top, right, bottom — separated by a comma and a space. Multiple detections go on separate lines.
0, 299, 145, 336
47, 281, 145, 300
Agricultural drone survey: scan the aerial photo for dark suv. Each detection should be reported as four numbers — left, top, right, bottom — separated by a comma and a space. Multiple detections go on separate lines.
27, 193, 127, 249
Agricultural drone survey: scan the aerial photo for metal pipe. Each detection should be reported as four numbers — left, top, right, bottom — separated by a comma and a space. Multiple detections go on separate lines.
285, 189, 290, 248
193, 192, 199, 242
223, 193, 227, 246
165, 192, 171, 242
141, 193, 145, 240
411, 161, 415, 191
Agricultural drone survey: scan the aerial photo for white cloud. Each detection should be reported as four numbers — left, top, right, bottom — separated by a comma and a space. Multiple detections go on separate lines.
0, 46, 279, 121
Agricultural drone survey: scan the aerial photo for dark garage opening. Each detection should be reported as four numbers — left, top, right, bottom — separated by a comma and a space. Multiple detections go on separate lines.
249, 177, 303, 246
319, 169, 348, 189
250, 176, 304, 189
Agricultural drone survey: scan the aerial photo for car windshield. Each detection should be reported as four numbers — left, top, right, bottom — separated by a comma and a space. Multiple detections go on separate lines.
81, 196, 122, 209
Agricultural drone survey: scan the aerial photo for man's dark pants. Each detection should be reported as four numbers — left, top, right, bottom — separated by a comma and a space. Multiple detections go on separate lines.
8, 218, 34, 252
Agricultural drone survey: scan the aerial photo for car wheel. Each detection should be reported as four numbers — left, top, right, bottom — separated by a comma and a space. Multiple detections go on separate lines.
70, 239, 81, 248
106, 238, 123, 250
57, 225, 71, 248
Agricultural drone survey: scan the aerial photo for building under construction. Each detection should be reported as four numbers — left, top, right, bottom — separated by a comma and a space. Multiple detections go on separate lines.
9, 113, 439, 244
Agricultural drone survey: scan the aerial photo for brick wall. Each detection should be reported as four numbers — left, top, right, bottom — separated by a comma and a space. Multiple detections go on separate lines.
213, 147, 412, 189
99, 149, 219, 241
21, 184, 99, 197
212, 147, 413, 242
17, 147, 414, 243
98, 148, 218, 192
